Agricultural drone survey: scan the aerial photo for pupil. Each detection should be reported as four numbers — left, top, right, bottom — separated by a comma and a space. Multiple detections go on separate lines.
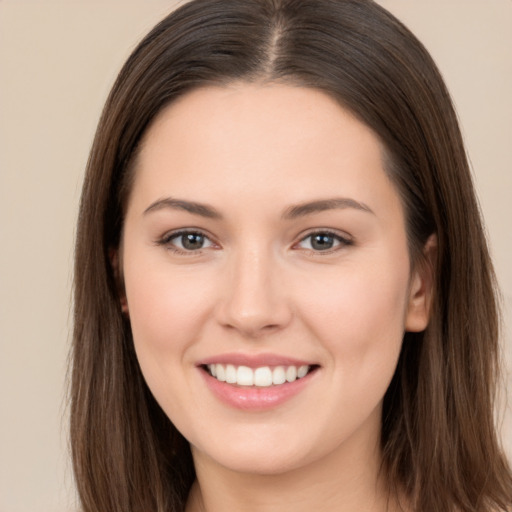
312, 234, 334, 250
182, 233, 204, 250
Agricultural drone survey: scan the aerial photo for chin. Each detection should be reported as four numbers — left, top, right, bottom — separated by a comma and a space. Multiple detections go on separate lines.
189, 424, 336, 477
198, 445, 310, 476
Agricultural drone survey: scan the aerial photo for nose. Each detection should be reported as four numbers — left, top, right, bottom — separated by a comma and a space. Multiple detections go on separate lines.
215, 247, 292, 338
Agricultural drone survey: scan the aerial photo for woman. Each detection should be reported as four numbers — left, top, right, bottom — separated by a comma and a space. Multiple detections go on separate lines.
71, 0, 512, 511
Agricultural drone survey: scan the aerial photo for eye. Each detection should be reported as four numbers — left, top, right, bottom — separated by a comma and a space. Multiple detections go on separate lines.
296, 231, 351, 252
158, 230, 215, 253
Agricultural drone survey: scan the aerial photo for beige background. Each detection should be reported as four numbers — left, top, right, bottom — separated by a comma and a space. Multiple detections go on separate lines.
0, 1, 510, 511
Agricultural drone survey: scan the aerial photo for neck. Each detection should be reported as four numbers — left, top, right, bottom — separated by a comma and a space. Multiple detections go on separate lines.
185, 423, 403, 512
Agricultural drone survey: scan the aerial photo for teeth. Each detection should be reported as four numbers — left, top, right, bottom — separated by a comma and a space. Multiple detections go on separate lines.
237, 366, 254, 386
286, 366, 297, 382
272, 366, 286, 385
216, 364, 226, 382
225, 364, 237, 384
207, 364, 311, 386
254, 367, 272, 387
297, 365, 309, 378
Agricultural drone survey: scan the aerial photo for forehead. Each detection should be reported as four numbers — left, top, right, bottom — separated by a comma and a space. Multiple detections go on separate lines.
139, 83, 377, 162
130, 83, 403, 224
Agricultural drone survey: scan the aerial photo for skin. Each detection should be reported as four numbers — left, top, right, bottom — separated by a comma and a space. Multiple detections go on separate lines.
119, 83, 432, 511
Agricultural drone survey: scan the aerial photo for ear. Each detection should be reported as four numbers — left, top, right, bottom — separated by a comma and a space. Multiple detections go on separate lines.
109, 247, 129, 315
404, 234, 437, 332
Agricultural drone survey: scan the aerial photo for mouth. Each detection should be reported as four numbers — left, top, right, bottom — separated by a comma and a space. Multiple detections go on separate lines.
201, 363, 319, 387
197, 354, 320, 410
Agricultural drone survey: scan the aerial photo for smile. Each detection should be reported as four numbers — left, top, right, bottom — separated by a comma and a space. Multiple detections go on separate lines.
206, 364, 311, 387
198, 354, 320, 410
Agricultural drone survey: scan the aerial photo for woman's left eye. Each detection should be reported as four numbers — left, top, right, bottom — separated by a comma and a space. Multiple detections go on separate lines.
296, 232, 351, 252
159, 231, 215, 252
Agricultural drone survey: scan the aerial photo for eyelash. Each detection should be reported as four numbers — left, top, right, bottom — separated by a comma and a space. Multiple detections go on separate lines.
295, 230, 353, 254
155, 229, 353, 255
155, 230, 217, 256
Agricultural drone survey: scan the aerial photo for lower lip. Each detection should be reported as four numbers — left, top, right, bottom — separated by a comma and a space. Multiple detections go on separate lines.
199, 368, 316, 411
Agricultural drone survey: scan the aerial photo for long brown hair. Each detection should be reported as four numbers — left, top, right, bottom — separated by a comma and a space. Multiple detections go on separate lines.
71, 1, 512, 510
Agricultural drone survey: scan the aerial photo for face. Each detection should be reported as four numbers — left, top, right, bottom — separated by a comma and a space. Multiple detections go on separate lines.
120, 83, 431, 476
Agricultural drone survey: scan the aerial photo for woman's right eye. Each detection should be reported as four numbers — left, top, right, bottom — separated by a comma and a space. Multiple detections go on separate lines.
158, 231, 215, 253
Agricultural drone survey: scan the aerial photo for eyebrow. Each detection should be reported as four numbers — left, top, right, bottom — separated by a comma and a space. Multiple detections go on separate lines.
144, 198, 222, 219
282, 198, 374, 219
143, 196, 374, 219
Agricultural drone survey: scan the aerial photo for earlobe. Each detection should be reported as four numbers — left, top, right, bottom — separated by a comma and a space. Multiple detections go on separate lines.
119, 294, 129, 315
109, 247, 129, 315
404, 234, 437, 332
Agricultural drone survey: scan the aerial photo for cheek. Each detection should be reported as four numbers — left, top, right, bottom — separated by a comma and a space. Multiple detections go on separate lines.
297, 257, 409, 380
123, 254, 217, 361
122, 262, 219, 416
303, 261, 408, 327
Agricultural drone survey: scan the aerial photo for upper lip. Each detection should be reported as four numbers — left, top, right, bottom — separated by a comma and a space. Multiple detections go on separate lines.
196, 352, 316, 368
